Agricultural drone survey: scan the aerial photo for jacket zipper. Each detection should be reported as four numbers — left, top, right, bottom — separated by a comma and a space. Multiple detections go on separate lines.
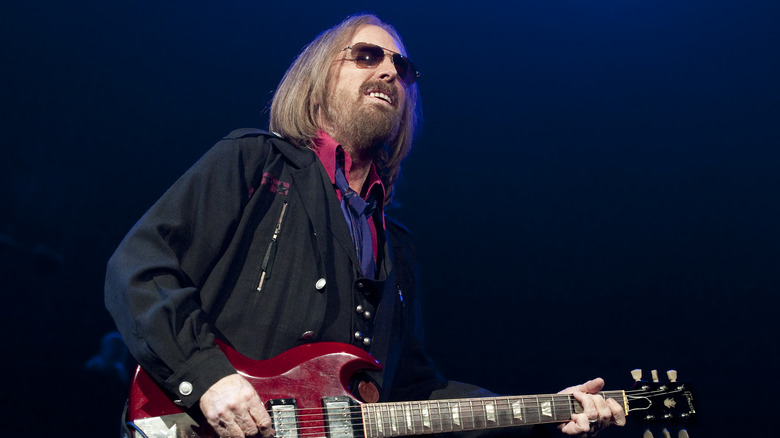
257, 201, 288, 291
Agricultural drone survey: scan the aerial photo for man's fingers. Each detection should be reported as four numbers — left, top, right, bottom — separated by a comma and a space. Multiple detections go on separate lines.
234, 409, 260, 437
593, 394, 612, 422
248, 397, 275, 438
576, 377, 605, 394
212, 415, 245, 438
558, 378, 626, 435
607, 398, 627, 426
558, 413, 590, 435
571, 390, 598, 420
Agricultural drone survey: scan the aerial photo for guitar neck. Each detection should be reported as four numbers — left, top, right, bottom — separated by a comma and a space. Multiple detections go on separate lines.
361, 391, 626, 437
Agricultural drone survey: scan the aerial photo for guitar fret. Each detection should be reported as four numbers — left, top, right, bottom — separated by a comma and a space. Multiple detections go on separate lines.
495, 397, 512, 427
428, 401, 441, 433
554, 394, 574, 422
386, 404, 395, 435
439, 400, 453, 433
388, 403, 398, 435
360, 390, 628, 438
403, 402, 413, 433
363, 404, 375, 438
412, 402, 423, 433
485, 399, 496, 423
451, 401, 461, 429
436, 401, 447, 432
396, 403, 407, 436
458, 400, 470, 430
511, 397, 524, 424
540, 395, 552, 419
472, 399, 487, 429
374, 404, 384, 436
524, 396, 539, 424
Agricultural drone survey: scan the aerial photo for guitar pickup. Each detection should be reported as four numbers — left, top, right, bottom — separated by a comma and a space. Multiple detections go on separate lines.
269, 398, 298, 438
323, 396, 362, 438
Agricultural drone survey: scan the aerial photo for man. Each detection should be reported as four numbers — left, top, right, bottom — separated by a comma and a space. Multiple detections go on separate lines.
105, 14, 625, 438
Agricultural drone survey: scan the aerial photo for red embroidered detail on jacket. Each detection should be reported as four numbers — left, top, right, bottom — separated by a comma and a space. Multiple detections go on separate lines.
261, 172, 290, 195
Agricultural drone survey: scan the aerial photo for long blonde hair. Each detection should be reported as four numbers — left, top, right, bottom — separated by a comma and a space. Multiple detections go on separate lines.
269, 14, 419, 204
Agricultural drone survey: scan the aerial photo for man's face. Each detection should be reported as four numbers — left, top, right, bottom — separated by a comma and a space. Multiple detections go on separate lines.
323, 25, 408, 153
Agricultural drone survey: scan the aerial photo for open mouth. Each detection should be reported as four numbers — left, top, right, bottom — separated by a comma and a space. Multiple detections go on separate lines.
366, 90, 393, 105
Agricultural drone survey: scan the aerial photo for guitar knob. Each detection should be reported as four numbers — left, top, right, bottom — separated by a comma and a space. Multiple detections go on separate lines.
651, 369, 660, 382
643, 429, 654, 438
631, 369, 642, 381
667, 369, 678, 382
661, 428, 671, 438
678, 429, 690, 438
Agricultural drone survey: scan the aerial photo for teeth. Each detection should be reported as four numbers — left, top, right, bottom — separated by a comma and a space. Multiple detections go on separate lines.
369, 92, 392, 103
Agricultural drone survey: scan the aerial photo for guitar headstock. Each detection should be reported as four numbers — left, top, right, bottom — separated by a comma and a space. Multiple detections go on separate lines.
626, 369, 696, 423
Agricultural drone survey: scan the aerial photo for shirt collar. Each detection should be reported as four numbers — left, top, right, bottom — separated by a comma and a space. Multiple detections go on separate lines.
312, 130, 350, 186
312, 131, 386, 204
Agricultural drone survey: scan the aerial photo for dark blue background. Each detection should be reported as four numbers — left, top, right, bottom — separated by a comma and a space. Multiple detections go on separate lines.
2, 1, 777, 436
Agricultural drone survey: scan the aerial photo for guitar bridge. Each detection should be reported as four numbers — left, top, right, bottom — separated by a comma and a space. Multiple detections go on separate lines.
269, 398, 299, 438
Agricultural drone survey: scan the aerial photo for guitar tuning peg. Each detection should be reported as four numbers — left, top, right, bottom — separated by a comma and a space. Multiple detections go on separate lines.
667, 369, 678, 382
651, 369, 660, 383
643, 429, 654, 438
661, 428, 671, 438
678, 429, 690, 438
631, 369, 642, 381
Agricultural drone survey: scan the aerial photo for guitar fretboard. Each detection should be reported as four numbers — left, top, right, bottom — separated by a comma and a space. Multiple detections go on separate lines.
361, 391, 625, 437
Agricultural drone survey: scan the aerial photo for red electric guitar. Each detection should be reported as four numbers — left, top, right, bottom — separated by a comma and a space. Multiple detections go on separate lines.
126, 342, 695, 438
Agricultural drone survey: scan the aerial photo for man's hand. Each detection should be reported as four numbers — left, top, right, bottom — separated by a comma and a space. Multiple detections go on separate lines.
199, 374, 275, 438
557, 378, 626, 436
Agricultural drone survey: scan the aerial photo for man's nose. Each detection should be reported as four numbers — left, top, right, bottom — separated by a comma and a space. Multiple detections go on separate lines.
376, 56, 398, 82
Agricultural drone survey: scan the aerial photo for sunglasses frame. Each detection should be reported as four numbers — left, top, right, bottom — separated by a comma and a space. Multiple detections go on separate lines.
342, 42, 420, 85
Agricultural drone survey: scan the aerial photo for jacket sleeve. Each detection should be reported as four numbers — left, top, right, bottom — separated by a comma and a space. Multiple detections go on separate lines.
105, 132, 270, 407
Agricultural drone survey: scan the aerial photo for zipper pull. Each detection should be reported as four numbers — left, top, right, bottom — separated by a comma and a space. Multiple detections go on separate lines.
257, 202, 288, 291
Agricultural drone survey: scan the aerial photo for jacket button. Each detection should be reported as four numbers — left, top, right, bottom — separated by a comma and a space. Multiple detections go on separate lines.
363, 311, 372, 320
315, 278, 327, 290
300, 331, 315, 340
356, 281, 365, 289
362, 337, 372, 346
356, 305, 364, 313
178, 381, 193, 396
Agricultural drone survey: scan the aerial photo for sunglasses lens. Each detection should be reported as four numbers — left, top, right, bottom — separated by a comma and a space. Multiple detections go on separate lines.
392, 54, 417, 85
349, 43, 418, 85
352, 44, 384, 68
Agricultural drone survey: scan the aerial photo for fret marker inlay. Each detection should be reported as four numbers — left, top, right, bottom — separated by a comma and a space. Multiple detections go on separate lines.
390, 405, 398, 433
422, 406, 431, 429
485, 402, 496, 423
375, 408, 384, 434
452, 405, 461, 426
511, 400, 523, 421
541, 400, 552, 418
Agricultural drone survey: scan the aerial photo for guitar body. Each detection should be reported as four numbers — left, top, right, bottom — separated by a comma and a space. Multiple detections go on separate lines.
128, 342, 382, 438
127, 342, 694, 438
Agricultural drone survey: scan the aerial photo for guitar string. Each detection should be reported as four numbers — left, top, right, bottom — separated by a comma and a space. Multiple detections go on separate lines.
273, 388, 658, 417
279, 387, 667, 421
266, 388, 671, 437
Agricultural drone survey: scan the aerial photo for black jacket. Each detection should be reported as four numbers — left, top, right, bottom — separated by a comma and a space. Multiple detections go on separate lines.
105, 129, 447, 408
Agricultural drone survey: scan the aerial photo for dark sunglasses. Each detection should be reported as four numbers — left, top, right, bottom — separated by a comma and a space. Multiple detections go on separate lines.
342, 42, 420, 85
